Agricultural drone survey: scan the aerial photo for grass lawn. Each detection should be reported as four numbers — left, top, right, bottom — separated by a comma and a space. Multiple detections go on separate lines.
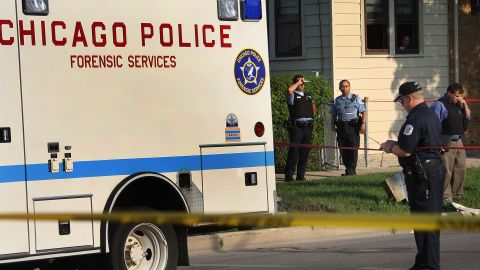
277, 168, 480, 214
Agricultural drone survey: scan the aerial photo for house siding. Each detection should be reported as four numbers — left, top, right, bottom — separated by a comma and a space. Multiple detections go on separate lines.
330, 0, 449, 166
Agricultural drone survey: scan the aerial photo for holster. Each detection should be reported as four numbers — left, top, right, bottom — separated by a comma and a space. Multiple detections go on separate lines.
286, 119, 293, 130
405, 154, 428, 182
412, 158, 428, 182
354, 117, 363, 128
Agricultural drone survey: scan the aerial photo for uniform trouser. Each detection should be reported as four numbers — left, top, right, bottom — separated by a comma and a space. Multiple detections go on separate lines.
285, 124, 313, 180
336, 123, 360, 175
442, 139, 466, 200
403, 162, 444, 270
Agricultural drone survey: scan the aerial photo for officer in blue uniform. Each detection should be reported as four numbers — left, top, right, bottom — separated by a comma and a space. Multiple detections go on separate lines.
284, 74, 317, 181
381, 82, 444, 270
331, 80, 367, 175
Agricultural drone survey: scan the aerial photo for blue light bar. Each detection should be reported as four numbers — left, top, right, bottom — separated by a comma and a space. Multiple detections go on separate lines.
23, 0, 49, 16
241, 0, 262, 21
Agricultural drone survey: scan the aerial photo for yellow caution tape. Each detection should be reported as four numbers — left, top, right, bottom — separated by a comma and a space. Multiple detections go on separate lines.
0, 212, 479, 232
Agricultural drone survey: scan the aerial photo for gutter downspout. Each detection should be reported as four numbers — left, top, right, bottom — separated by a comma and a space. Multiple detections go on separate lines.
329, 1, 339, 170
454, 0, 459, 82
318, 0, 324, 74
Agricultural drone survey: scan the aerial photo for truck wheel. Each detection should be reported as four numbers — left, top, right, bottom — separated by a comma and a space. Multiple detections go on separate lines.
110, 222, 178, 270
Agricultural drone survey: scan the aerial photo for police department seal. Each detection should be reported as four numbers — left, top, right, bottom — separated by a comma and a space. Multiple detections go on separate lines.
234, 49, 266, 95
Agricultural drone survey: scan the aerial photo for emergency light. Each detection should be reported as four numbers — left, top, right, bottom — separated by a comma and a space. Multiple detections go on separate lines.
218, 0, 239, 21
241, 0, 262, 21
23, 0, 49, 15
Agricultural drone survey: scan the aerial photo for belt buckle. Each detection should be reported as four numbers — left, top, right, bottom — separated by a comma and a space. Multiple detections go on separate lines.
295, 121, 305, 127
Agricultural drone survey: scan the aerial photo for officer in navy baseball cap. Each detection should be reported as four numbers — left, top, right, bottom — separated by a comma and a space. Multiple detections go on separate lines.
381, 80, 444, 269
394, 81, 422, 102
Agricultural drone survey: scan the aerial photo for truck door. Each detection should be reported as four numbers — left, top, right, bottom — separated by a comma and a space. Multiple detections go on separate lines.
0, 1, 30, 256
201, 143, 269, 214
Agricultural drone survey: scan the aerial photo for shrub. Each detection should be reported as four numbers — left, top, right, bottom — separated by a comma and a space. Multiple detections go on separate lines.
270, 74, 333, 172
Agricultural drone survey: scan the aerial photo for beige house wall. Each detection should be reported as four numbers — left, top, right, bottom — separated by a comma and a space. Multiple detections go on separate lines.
331, 0, 449, 166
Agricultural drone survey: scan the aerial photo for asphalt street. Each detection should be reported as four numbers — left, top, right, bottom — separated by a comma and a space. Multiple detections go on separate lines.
181, 232, 480, 270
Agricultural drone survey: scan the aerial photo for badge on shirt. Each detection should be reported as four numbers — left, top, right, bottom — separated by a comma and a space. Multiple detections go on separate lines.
403, 124, 414, 136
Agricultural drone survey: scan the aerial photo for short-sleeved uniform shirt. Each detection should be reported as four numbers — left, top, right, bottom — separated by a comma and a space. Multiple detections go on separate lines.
397, 102, 442, 167
331, 93, 366, 121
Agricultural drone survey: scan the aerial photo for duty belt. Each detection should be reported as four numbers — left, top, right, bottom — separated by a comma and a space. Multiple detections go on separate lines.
404, 159, 441, 173
337, 120, 356, 123
335, 119, 359, 127
294, 120, 313, 128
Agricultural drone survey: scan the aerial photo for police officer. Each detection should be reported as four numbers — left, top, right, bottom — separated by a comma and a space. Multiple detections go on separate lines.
380, 82, 444, 270
284, 74, 317, 181
331, 80, 367, 175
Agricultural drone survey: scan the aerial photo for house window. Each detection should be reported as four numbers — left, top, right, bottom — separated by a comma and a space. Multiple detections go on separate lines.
365, 0, 389, 54
472, 0, 480, 15
364, 0, 420, 55
395, 0, 419, 54
274, 0, 302, 57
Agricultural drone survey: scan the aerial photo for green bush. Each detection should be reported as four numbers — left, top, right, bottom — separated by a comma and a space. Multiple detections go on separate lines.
270, 74, 333, 173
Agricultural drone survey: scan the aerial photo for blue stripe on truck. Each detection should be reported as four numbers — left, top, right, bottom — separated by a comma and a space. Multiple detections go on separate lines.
0, 151, 274, 183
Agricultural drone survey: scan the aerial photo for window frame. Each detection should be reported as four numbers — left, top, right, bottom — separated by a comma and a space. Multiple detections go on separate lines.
472, 0, 480, 15
394, 0, 420, 54
364, 0, 390, 54
362, 0, 423, 57
268, 0, 306, 60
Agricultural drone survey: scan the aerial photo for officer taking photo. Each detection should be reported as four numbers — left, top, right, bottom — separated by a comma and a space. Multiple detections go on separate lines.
380, 82, 444, 270
284, 75, 317, 182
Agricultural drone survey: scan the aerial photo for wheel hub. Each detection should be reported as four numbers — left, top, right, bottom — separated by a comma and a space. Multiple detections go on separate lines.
122, 223, 169, 270
125, 235, 146, 268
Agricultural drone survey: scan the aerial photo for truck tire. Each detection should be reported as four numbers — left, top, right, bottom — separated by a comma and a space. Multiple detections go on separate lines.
109, 221, 178, 270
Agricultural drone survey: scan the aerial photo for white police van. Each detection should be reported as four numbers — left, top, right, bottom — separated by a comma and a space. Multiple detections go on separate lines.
0, 0, 275, 269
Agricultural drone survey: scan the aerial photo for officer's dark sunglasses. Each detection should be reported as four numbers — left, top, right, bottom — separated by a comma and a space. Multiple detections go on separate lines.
398, 95, 410, 104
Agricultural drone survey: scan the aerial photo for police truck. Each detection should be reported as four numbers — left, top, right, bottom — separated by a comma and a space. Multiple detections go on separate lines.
0, 0, 275, 269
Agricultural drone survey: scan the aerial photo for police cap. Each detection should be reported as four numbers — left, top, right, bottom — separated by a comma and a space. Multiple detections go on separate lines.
394, 81, 422, 102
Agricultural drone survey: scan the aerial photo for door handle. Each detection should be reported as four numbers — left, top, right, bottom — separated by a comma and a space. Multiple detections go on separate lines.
0, 127, 11, 143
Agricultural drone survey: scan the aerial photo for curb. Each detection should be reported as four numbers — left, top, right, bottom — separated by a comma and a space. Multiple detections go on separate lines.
187, 226, 407, 253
